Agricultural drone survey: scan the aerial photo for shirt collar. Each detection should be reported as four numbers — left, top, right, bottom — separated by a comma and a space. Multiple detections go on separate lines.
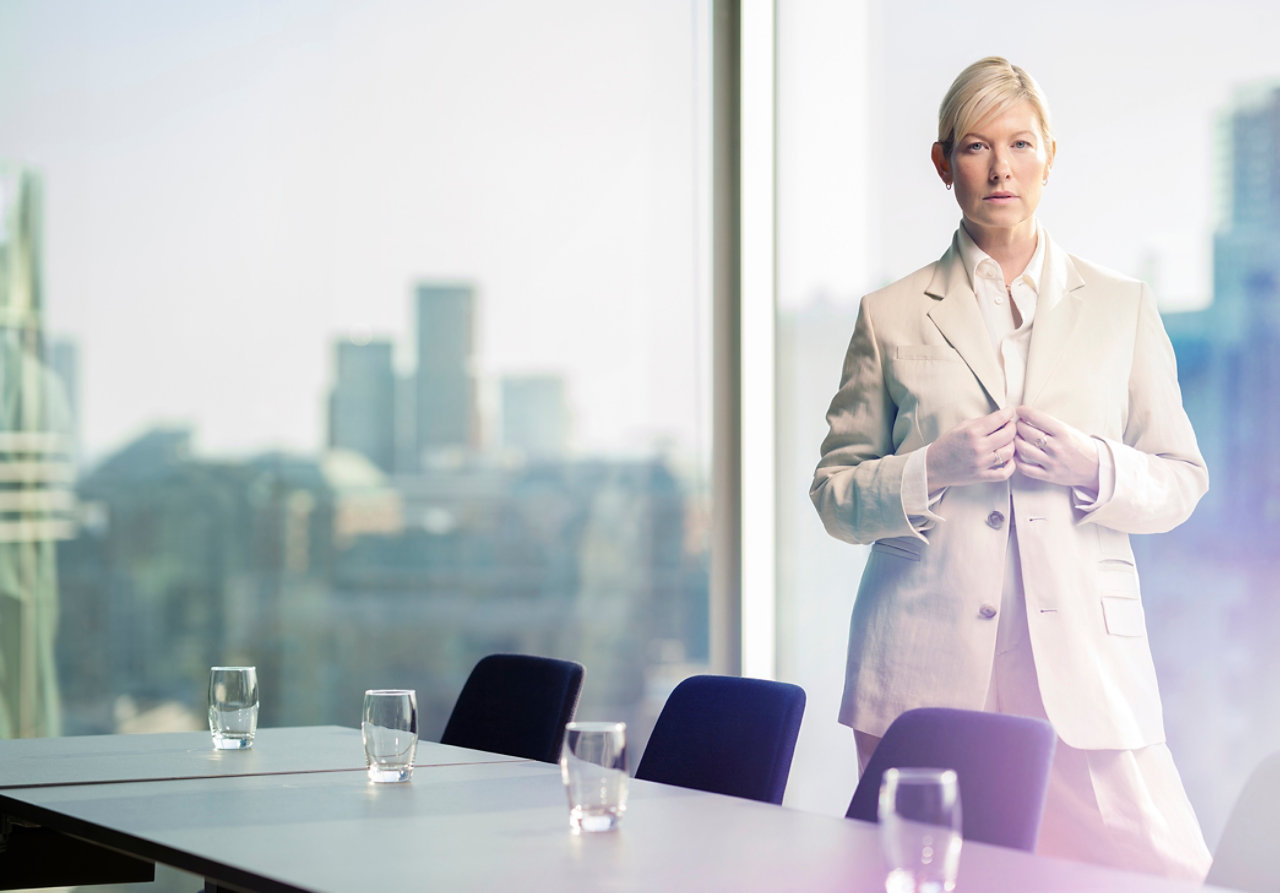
956, 219, 1046, 294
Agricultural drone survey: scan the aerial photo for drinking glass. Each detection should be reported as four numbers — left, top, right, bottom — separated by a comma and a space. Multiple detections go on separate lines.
878, 767, 963, 893
362, 689, 418, 783
208, 666, 259, 750
560, 721, 628, 833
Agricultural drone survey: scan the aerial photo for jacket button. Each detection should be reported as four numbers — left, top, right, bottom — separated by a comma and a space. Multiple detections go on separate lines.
979, 604, 998, 619
986, 511, 1005, 529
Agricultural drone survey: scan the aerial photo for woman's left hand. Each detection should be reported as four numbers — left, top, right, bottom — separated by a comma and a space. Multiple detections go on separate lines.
1013, 406, 1101, 491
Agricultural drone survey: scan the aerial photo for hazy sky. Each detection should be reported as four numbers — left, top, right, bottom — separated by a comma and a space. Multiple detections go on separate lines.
0, 0, 709, 464
2, 0, 1277, 464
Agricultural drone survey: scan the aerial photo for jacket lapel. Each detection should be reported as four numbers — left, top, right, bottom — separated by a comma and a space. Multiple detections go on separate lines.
1023, 238, 1087, 406
925, 238, 1007, 409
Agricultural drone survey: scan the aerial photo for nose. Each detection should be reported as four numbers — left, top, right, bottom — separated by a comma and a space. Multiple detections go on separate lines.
989, 149, 1011, 180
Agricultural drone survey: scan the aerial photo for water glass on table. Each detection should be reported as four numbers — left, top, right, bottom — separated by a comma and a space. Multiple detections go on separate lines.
878, 767, 963, 893
208, 666, 259, 750
362, 689, 418, 783
560, 721, 628, 833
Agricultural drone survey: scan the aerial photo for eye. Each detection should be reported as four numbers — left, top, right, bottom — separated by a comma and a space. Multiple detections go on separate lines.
964, 141, 986, 153
1013, 139, 1033, 150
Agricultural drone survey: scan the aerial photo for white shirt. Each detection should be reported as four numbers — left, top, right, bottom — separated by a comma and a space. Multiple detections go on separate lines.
957, 220, 1044, 404
900, 222, 1114, 532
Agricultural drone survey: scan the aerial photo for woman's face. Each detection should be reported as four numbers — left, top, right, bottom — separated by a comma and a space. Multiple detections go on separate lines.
933, 100, 1055, 243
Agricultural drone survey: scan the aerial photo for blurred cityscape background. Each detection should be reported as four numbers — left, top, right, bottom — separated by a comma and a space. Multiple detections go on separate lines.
49, 277, 711, 742
1, 7, 1279, 892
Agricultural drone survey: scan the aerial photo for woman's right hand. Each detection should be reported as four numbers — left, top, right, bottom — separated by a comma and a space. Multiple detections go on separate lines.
925, 407, 1018, 490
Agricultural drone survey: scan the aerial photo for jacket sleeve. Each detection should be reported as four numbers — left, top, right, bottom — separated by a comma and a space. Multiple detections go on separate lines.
810, 299, 928, 545
1078, 283, 1208, 534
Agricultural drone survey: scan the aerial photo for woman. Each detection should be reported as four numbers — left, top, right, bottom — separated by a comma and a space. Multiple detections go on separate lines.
810, 57, 1211, 878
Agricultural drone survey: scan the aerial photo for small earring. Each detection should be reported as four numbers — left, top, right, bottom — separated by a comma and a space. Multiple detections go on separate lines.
1042, 178, 1048, 186
946, 183, 952, 191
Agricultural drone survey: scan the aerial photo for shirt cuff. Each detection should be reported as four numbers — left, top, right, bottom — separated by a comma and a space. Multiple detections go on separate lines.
1072, 437, 1116, 510
903, 447, 947, 533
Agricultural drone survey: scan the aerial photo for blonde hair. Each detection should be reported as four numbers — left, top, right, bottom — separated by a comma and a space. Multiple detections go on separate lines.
937, 57, 1053, 158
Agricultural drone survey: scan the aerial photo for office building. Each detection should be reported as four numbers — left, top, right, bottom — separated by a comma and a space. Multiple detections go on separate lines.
329, 337, 396, 473
415, 283, 477, 464
1197, 84, 1280, 533
0, 165, 75, 738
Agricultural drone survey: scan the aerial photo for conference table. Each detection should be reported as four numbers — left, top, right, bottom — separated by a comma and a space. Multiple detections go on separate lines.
0, 726, 1236, 892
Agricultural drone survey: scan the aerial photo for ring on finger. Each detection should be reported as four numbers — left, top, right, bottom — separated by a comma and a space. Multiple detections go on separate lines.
1034, 435, 1047, 450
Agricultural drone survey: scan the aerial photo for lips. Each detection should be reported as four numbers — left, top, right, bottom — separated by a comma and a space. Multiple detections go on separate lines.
985, 192, 1016, 200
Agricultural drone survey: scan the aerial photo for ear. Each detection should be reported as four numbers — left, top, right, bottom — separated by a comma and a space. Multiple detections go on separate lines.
1044, 139, 1057, 179
931, 142, 952, 188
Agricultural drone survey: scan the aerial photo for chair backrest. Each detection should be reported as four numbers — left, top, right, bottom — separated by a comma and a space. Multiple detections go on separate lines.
634, 674, 806, 805
1205, 750, 1280, 892
440, 653, 585, 763
846, 707, 1056, 852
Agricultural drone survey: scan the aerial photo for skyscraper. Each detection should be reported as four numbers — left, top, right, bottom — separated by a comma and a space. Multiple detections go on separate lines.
0, 164, 74, 738
1205, 84, 1280, 531
414, 283, 476, 465
328, 337, 396, 473
1213, 85, 1280, 340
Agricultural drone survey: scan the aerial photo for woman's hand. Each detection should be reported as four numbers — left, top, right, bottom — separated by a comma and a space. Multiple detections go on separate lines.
1013, 406, 1101, 490
925, 407, 1018, 490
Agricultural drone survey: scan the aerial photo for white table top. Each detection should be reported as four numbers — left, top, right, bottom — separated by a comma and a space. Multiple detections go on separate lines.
0, 746, 1234, 893
0, 725, 525, 789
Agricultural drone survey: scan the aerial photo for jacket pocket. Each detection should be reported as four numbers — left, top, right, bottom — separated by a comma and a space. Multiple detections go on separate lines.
1101, 596, 1146, 637
1096, 558, 1141, 598
871, 536, 924, 562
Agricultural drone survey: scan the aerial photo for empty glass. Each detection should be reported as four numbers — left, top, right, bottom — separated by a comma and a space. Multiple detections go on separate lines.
208, 666, 259, 750
560, 721, 628, 833
879, 767, 963, 893
362, 689, 418, 783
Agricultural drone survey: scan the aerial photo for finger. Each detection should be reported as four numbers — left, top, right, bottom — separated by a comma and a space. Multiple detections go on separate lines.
1013, 457, 1047, 479
975, 406, 1017, 435
986, 444, 1020, 480
1018, 427, 1049, 452
990, 457, 1017, 480
973, 444, 997, 475
1015, 419, 1048, 442
983, 418, 1018, 449
1016, 405, 1061, 436
979, 459, 1014, 482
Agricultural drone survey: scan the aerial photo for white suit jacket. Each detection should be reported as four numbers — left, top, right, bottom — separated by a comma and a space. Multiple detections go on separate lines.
810, 232, 1207, 751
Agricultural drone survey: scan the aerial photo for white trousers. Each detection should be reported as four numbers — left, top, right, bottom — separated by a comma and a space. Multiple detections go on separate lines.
855, 522, 1211, 881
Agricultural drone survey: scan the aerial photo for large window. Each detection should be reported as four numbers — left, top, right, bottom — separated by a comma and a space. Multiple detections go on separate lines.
0, 0, 712, 769
775, 0, 1280, 849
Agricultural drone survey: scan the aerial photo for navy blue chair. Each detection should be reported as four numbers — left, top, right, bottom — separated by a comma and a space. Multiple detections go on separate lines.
440, 653, 585, 763
634, 674, 806, 805
1205, 750, 1280, 893
847, 707, 1056, 852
